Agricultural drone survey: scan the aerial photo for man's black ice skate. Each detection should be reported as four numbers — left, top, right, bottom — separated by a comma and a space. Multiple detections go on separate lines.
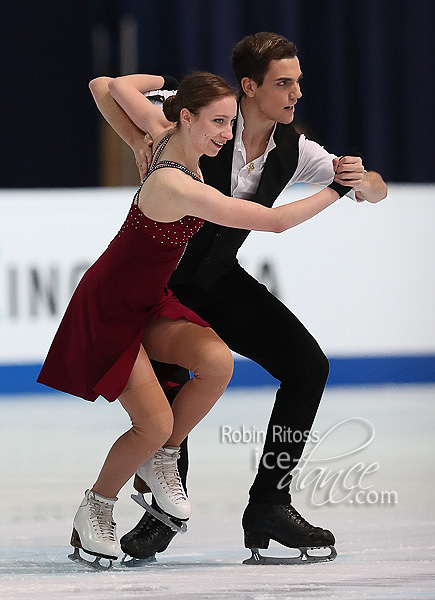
242, 502, 336, 565
130, 491, 188, 534
120, 511, 178, 567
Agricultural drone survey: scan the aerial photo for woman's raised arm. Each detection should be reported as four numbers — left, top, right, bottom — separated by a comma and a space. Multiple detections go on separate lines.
107, 74, 173, 140
89, 76, 157, 177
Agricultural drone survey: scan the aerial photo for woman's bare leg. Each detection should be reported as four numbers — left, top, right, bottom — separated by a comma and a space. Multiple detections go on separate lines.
92, 345, 173, 499
142, 318, 234, 446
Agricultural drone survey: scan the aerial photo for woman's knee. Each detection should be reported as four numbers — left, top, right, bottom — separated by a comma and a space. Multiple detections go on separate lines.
120, 379, 174, 448
133, 406, 174, 451
149, 408, 174, 446
196, 339, 234, 388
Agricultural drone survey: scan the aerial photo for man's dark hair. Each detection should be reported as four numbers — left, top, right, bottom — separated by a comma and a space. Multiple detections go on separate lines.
232, 32, 297, 93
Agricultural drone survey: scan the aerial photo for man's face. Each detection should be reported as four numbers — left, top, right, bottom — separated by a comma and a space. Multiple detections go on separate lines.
249, 57, 303, 124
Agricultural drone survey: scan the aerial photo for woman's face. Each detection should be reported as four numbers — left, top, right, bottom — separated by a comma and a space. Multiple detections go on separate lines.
187, 96, 237, 156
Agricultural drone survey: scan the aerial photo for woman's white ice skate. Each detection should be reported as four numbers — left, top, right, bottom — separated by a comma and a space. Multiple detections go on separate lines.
134, 446, 191, 524
68, 489, 121, 570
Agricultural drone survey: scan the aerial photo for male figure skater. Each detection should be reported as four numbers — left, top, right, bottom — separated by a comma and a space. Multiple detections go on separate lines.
90, 32, 387, 563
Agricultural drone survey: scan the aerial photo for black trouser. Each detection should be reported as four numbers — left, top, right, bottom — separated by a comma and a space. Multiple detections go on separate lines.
154, 263, 329, 505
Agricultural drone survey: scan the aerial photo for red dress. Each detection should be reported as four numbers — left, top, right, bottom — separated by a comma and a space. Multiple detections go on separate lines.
37, 136, 208, 402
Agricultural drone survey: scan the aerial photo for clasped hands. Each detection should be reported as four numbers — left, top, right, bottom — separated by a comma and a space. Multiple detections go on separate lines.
333, 155, 365, 191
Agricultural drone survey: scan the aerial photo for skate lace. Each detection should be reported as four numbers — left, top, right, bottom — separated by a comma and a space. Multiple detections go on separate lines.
154, 449, 187, 504
137, 512, 178, 535
88, 497, 117, 541
283, 505, 313, 530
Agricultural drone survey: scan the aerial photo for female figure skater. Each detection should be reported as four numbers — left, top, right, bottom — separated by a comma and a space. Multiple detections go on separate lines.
38, 71, 349, 566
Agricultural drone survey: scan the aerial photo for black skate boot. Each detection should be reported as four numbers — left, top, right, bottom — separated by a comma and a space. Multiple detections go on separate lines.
120, 510, 178, 566
242, 502, 336, 565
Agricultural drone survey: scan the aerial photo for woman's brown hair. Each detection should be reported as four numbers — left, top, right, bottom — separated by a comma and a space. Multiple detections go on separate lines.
163, 71, 236, 125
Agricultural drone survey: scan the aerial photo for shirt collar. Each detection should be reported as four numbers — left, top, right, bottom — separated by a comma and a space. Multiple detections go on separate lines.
234, 105, 277, 162
234, 106, 245, 153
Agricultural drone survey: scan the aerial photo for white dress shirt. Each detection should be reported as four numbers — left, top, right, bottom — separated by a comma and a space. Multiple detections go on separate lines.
231, 106, 356, 201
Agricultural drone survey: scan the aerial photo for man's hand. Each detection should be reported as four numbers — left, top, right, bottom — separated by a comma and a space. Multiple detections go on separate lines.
332, 155, 388, 203
332, 156, 364, 190
134, 132, 154, 179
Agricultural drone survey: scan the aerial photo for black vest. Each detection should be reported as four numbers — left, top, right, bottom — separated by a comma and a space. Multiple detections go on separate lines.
169, 120, 301, 292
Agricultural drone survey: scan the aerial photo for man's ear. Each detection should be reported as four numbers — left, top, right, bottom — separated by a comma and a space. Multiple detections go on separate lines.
241, 77, 257, 97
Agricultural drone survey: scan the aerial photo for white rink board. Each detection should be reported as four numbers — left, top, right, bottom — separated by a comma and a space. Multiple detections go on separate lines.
0, 184, 434, 363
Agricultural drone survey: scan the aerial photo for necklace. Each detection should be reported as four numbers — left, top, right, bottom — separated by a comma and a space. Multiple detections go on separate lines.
247, 161, 255, 176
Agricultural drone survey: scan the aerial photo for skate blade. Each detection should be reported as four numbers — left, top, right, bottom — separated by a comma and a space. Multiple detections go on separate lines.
120, 553, 157, 567
131, 493, 188, 534
68, 547, 114, 571
243, 545, 337, 565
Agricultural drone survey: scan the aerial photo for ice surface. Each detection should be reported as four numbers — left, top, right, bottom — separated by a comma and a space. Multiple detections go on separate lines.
1, 386, 434, 599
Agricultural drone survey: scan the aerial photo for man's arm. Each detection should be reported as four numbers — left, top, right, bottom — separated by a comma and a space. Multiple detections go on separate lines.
353, 171, 388, 203
293, 136, 387, 203
332, 156, 388, 203
89, 76, 151, 178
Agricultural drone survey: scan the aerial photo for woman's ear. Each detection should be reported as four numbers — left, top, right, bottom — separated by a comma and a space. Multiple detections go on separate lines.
180, 108, 192, 128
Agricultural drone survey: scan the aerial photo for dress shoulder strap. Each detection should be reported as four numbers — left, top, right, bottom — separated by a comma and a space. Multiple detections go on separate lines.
150, 161, 202, 182
149, 134, 171, 169
133, 134, 172, 204
133, 135, 202, 205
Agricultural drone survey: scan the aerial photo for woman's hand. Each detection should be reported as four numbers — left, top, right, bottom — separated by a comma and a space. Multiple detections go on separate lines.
332, 156, 364, 188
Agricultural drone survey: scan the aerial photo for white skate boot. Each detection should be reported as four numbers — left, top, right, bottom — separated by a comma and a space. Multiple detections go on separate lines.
134, 446, 191, 520
69, 489, 121, 569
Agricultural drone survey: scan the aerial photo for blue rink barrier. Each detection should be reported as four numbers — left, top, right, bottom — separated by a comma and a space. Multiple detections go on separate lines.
0, 355, 434, 395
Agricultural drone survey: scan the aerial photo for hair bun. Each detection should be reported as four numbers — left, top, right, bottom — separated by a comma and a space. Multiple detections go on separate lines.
161, 72, 235, 127
163, 94, 180, 122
